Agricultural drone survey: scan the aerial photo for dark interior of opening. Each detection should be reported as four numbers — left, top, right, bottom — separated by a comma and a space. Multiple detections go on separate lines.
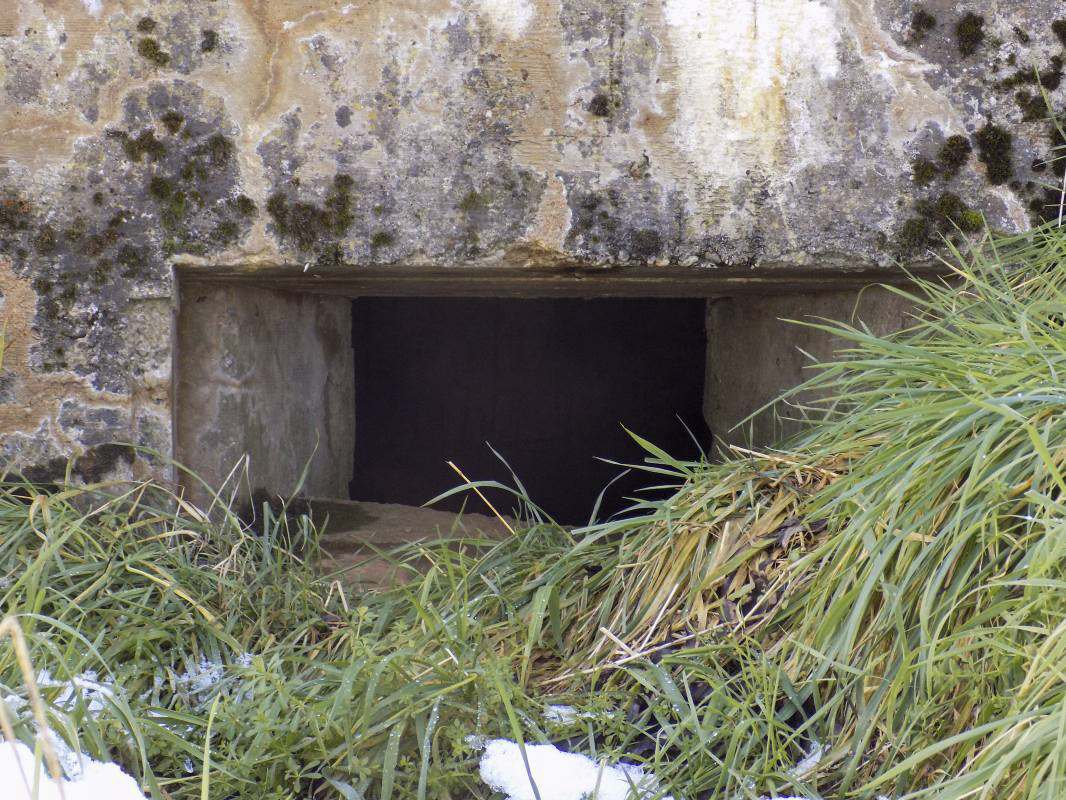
350, 297, 710, 525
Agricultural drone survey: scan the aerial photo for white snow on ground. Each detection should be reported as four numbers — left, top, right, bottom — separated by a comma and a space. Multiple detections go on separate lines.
478, 739, 671, 800
1, 740, 147, 800
543, 704, 579, 724
787, 741, 826, 779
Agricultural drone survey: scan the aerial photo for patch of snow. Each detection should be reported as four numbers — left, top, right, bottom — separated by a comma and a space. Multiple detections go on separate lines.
478, 739, 671, 800
36, 669, 117, 715
156, 654, 254, 709
788, 740, 826, 779
543, 705, 578, 724
80, 0, 103, 16
1, 740, 148, 800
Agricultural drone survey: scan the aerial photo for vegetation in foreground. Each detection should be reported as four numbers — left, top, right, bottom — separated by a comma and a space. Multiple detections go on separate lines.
3, 221, 1066, 799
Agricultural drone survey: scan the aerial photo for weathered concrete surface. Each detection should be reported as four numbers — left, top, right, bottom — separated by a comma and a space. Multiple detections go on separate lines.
175, 283, 354, 506
705, 285, 918, 449
0, 0, 1064, 479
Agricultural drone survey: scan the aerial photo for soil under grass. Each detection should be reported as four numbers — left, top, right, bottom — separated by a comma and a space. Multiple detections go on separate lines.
2, 221, 1066, 799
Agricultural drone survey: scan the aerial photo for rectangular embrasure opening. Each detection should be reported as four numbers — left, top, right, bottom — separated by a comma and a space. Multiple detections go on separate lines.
350, 296, 710, 525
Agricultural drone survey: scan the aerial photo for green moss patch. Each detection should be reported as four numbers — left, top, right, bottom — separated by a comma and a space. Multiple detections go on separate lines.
1052, 19, 1066, 48
160, 111, 184, 135
909, 8, 937, 43
912, 159, 938, 187
266, 173, 357, 253
458, 190, 487, 212
194, 133, 234, 167
234, 195, 257, 216
938, 135, 972, 178
897, 191, 984, 254
136, 37, 171, 67
955, 13, 985, 57
974, 124, 1014, 185
148, 176, 173, 201
108, 129, 167, 163
0, 191, 33, 232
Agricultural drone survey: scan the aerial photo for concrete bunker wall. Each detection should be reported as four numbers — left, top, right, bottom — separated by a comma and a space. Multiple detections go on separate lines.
1, 1, 1065, 489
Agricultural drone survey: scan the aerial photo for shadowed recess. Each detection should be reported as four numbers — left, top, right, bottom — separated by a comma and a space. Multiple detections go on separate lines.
350, 296, 710, 524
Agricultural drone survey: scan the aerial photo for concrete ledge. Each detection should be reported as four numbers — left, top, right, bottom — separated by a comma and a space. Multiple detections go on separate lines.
176, 262, 951, 299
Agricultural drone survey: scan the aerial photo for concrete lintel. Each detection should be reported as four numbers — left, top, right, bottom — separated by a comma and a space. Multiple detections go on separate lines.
175, 263, 949, 300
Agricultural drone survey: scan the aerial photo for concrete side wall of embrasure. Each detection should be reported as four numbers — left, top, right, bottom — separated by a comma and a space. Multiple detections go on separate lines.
705, 286, 919, 452
0, 0, 1064, 484
175, 283, 354, 508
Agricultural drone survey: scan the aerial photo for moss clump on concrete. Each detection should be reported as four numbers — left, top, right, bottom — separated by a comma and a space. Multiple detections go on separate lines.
266, 173, 356, 252
999, 56, 1064, 93
324, 174, 355, 233
109, 129, 167, 163
938, 135, 972, 178
148, 175, 173, 201
211, 221, 240, 246
82, 226, 121, 258
234, 195, 257, 216
955, 13, 985, 57
201, 29, 218, 53
195, 133, 234, 167
63, 217, 86, 246
137, 38, 171, 67
116, 244, 145, 277
91, 191, 105, 206
32, 225, 57, 254
91, 260, 111, 285
974, 124, 1013, 185
162, 237, 207, 258
912, 159, 938, 187
897, 192, 984, 254
1053, 20, 1066, 48
179, 159, 207, 183
1041, 57, 1064, 91
458, 190, 487, 212
136, 17, 156, 33
0, 191, 33, 232
932, 191, 965, 223
371, 230, 394, 248
910, 9, 937, 43
161, 191, 187, 230
897, 217, 932, 254
630, 229, 662, 260
160, 111, 184, 135
1014, 91, 1047, 122
588, 94, 611, 117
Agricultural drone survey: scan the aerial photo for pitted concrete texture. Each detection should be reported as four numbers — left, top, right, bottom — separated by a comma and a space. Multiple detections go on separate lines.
1, 1, 1064, 480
